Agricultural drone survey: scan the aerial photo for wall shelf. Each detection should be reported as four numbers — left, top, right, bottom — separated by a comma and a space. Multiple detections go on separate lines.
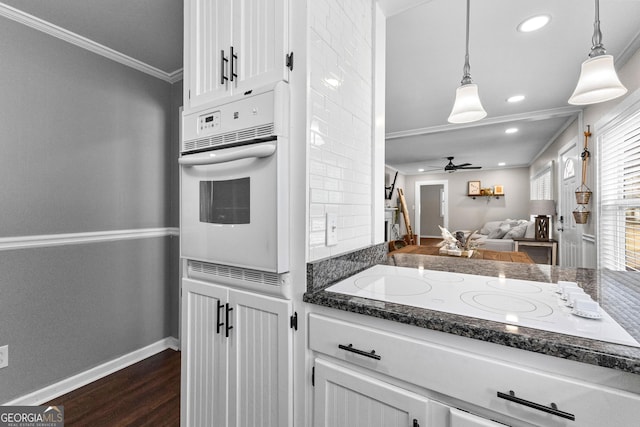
468, 194, 503, 200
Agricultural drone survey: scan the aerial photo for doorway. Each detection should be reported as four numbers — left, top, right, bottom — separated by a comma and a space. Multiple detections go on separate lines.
557, 137, 583, 267
414, 180, 448, 240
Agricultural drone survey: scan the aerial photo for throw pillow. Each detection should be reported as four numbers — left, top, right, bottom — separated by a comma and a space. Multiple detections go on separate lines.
504, 223, 528, 239
480, 221, 502, 235
500, 219, 520, 228
487, 224, 510, 239
524, 221, 535, 239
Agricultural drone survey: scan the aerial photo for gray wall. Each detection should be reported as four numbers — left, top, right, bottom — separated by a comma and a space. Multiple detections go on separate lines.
401, 168, 531, 234
0, 17, 180, 402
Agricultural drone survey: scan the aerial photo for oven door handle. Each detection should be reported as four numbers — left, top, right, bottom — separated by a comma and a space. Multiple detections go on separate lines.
179, 143, 276, 166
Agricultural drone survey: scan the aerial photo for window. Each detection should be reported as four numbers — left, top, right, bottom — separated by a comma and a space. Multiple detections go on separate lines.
530, 163, 553, 200
598, 107, 640, 271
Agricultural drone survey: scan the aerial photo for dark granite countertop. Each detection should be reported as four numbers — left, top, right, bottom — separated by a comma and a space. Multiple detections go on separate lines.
303, 245, 640, 375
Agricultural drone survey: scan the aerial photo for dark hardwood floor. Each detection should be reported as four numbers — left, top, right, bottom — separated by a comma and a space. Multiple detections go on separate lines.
44, 349, 180, 427
420, 237, 441, 246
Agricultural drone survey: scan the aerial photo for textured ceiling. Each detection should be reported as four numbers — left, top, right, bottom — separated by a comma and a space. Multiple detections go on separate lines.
1, 0, 183, 73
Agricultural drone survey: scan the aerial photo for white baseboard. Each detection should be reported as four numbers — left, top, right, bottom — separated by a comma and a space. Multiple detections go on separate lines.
3, 337, 179, 406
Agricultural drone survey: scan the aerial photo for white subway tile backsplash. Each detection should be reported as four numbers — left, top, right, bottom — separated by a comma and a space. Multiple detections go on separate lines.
310, 188, 329, 204
308, 0, 374, 260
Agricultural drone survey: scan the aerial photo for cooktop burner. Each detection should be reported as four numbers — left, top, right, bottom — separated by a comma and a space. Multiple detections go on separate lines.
327, 265, 639, 348
460, 291, 554, 320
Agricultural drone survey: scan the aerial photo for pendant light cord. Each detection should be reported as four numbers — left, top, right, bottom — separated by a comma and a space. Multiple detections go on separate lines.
590, 0, 606, 57
461, 0, 473, 84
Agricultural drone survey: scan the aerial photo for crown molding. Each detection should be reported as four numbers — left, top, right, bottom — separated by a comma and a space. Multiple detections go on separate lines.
385, 106, 583, 140
0, 2, 183, 83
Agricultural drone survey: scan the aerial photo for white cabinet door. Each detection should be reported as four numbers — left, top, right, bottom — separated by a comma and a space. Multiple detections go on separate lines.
181, 278, 293, 427
181, 278, 229, 427
227, 289, 292, 427
232, 0, 289, 94
186, 0, 233, 109
313, 358, 430, 427
185, 0, 289, 110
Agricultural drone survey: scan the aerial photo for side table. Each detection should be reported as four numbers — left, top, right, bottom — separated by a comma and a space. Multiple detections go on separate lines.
512, 238, 558, 265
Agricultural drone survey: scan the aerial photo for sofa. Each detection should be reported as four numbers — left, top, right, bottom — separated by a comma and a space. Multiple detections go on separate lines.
467, 219, 535, 252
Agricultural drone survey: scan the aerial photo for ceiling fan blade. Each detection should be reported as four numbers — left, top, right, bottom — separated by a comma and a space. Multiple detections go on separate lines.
455, 163, 472, 168
458, 166, 482, 169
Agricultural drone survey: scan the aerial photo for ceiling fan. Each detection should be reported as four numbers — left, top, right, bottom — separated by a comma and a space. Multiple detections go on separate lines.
443, 156, 481, 173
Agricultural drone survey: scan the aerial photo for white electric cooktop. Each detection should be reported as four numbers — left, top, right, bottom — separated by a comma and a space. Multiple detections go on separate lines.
327, 265, 639, 348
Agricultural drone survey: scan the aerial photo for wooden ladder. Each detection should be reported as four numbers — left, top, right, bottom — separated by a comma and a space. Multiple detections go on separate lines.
397, 188, 415, 245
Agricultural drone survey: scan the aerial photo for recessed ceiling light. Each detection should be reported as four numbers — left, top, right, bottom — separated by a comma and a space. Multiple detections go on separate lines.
505, 128, 519, 134
507, 95, 525, 103
498, 162, 506, 166
418, 168, 425, 172
517, 14, 551, 33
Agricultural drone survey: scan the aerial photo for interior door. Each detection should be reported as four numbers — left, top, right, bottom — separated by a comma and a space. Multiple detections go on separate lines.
414, 180, 448, 240
558, 138, 582, 267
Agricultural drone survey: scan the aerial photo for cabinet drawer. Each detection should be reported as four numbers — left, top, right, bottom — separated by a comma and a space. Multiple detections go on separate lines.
309, 313, 640, 427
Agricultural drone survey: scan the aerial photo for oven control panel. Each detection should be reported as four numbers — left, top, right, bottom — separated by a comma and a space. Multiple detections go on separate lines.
199, 111, 221, 131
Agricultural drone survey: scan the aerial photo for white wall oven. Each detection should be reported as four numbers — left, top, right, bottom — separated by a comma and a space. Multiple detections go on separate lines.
180, 82, 289, 284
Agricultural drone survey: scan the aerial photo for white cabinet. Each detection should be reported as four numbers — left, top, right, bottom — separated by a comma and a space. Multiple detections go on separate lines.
309, 313, 640, 427
185, 0, 290, 110
181, 278, 292, 427
313, 358, 430, 427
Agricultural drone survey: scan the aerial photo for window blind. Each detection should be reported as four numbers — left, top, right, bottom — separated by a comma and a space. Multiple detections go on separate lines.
598, 108, 640, 271
530, 165, 552, 200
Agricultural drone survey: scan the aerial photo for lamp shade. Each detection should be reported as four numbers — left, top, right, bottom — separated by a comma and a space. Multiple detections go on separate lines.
568, 55, 627, 105
530, 199, 556, 216
447, 83, 487, 124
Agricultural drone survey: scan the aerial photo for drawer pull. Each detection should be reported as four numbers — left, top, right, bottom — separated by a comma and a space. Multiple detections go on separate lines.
497, 390, 575, 421
338, 343, 381, 360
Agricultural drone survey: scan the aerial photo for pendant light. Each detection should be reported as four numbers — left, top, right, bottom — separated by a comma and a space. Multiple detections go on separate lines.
568, 0, 627, 105
448, 0, 486, 124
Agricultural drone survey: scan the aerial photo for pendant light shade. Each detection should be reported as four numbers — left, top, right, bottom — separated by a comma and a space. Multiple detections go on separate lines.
568, 55, 627, 105
448, 0, 486, 124
568, 0, 627, 105
448, 83, 487, 123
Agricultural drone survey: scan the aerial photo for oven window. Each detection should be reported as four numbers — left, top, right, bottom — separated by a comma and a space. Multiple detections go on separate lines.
200, 178, 250, 224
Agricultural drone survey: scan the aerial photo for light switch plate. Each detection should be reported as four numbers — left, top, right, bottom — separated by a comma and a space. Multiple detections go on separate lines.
326, 213, 338, 246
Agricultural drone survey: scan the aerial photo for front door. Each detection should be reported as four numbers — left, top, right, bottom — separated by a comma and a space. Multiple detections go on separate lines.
558, 138, 582, 267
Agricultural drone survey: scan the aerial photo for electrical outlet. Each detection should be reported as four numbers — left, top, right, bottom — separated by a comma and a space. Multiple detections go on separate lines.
0, 345, 7, 369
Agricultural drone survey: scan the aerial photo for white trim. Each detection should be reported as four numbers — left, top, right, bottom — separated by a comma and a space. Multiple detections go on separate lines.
0, 2, 183, 84
385, 106, 582, 140
0, 227, 179, 251
3, 337, 179, 406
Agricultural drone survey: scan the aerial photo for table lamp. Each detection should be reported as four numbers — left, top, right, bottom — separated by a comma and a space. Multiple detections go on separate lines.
530, 200, 556, 240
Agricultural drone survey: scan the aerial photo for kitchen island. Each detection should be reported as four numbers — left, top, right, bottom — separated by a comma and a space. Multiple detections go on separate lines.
304, 246, 640, 374
304, 246, 640, 426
